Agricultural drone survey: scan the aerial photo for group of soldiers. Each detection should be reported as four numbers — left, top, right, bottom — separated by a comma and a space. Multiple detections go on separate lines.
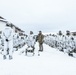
1, 23, 76, 59
44, 30, 76, 57
25, 31, 44, 56
0, 23, 44, 60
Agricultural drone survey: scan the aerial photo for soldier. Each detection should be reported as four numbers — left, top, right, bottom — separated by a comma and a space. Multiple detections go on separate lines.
37, 31, 44, 52
27, 31, 35, 49
0, 31, 3, 52
2, 23, 14, 60
64, 31, 72, 54
13, 30, 19, 51
56, 31, 63, 51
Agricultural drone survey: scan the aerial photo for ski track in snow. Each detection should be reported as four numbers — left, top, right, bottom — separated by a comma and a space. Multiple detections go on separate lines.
0, 43, 76, 75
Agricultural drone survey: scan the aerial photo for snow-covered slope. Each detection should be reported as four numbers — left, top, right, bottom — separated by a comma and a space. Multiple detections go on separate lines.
0, 43, 76, 75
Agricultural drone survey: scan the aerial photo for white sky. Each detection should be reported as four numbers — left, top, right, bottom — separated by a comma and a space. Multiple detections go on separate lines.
0, 0, 76, 34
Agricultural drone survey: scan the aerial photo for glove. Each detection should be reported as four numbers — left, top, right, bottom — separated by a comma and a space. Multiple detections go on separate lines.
40, 42, 43, 45
6, 39, 9, 42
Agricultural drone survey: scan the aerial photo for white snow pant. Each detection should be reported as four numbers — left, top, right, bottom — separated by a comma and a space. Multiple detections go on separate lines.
27, 40, 35, 47
3, 40, 13, 56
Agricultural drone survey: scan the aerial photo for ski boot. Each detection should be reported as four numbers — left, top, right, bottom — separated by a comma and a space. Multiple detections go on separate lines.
3, 55, 6, 60
9, 55, 13, 60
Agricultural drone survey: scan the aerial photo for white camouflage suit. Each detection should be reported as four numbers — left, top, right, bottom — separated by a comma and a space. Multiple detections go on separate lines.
13, 32, 19, 47
27, 34, 35, 47
2, 26, 14, 57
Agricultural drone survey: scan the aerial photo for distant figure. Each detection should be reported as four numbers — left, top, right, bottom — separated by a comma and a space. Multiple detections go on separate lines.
27, 31, 35, 49
13, 30, 19, 50
25, 31, 35, 56
0, 31, 2, 50
2, 23, 14, 60
37, 31, 44, 52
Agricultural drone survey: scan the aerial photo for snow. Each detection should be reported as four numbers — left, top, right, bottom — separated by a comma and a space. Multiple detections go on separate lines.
0, 42, 76, 75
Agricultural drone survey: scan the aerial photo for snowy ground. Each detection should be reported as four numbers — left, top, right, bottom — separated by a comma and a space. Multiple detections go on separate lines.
0, 43, 76, 75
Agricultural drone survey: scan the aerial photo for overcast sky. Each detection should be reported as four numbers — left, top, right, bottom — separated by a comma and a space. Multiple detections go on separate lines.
0, 0, 76, 34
